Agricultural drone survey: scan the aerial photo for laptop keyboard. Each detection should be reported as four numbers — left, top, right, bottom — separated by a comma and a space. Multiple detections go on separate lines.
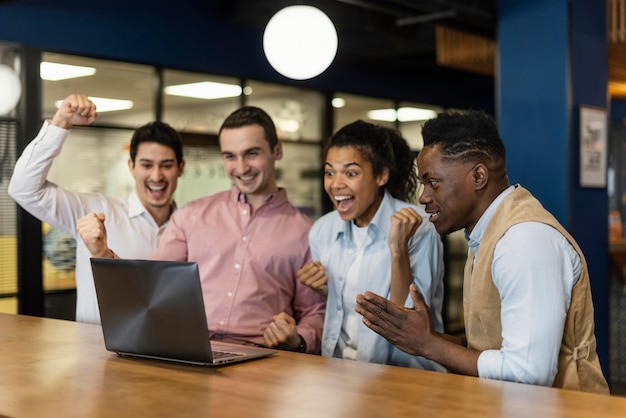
212, 350, 245, 360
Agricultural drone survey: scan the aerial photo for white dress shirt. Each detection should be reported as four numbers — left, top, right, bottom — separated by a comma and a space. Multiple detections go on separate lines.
8, 121, 170, 324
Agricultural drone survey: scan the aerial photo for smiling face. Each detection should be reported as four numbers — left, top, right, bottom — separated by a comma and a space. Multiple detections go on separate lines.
416, 146, 483, 235
128, 142, 184, 225
220, 124, 282, 209
324, 146, 388, 227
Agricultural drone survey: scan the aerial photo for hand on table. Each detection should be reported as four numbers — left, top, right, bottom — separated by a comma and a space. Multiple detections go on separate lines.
263, 312, 302, 351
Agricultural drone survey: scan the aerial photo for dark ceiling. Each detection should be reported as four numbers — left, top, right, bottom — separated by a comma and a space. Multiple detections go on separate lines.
210, 0, 497, 77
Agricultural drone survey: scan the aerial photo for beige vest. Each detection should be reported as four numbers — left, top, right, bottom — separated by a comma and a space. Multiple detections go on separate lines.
463, 186, 609, 394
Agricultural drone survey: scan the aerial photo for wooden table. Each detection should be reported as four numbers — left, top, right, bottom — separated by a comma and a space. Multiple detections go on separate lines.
0, 313, 625, 417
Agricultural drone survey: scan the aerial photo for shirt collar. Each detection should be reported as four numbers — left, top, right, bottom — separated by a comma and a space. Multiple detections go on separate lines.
127, 189, 177, 220
466, 184, 515, 252
335, 190, 395, 242
230, 186, 288, 208
128, 190, 147, 218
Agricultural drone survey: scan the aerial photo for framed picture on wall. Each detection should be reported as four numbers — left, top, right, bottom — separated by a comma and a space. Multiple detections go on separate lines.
579, 105, 608, 188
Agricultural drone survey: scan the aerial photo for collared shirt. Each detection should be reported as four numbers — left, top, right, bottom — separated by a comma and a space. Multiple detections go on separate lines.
149, 187, 326, 354
467, 185, 581, 385
8, 121, 170, 324
310, 191, 445, 370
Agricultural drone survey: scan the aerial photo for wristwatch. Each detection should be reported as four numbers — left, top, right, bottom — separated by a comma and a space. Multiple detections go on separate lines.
296, 335, 307, 353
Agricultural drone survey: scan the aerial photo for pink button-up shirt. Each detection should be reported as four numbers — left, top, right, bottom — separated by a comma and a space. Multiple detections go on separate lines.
150, 187, 325, 353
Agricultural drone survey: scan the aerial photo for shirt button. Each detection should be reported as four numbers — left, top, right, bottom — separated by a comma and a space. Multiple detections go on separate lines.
227, 291, 233, 297
219, 320, 225, 326
242, 236, 247, 241
234, 263, 241, 269
242, 209, 248, 215
348, 250, 354, 255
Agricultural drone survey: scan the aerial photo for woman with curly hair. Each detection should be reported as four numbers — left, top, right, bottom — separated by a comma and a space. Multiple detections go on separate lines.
298, 119, 445, 370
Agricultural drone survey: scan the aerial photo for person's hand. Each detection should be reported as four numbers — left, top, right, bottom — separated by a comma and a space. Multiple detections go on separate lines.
357, 284, 480, 376
76, 213, 113, 258
297, 261, 328, 299
355, 283, 434, 357
387, 207, 422, 254
51, 94, 98, 130
387, 207, 422, 304
263, 312, 301, 351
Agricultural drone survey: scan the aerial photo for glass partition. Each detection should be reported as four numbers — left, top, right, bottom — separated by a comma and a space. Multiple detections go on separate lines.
42, 52, 156, 126
332, 93, 395, 133
162, 69, 242, 134
245, 80, 325, 142
397, 101, 442, 151
0, 44, 20, 313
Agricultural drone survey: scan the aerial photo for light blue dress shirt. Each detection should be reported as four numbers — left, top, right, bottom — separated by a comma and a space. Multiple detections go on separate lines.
468, 185, 581, 386
310, 190, 445, 370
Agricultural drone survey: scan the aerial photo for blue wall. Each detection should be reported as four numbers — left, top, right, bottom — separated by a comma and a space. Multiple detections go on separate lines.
0, 1, 494, 112
498, 0, 610, 373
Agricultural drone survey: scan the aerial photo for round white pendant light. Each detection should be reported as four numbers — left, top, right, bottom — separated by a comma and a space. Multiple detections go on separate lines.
263, 5, 338, 80
0, 64, 21, 116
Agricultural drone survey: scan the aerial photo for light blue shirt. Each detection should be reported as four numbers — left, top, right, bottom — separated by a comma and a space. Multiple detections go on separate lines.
468, 185, 581, 386
310, 191, 445, 370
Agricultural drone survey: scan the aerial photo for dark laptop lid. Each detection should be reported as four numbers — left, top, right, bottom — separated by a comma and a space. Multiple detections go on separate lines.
91, 258, 216, 364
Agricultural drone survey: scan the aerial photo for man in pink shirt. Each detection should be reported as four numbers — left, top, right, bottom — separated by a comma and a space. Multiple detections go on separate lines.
78, 106, 325, 353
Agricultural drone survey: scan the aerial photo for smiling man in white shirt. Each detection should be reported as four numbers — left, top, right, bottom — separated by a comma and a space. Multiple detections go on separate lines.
8, 94, 185, 324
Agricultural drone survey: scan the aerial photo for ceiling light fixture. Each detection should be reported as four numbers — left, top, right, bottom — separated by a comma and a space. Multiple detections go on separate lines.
368, 107, 438, 122
55, 96, 133, 113
263, 5, 338, 80
331, 97, 346, 108
0, 64, 21, 115
164, 81, 242, 100
277, 119, 301, 133
41, 62, 96, 81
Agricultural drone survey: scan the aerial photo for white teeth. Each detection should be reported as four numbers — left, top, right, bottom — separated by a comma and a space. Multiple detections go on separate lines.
148, 185, 166, 191
334, 195, 352, 201
240, 175, 254, 181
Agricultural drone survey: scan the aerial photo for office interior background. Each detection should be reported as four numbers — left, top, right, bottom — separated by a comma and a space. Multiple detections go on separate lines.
1, 0, 625, 393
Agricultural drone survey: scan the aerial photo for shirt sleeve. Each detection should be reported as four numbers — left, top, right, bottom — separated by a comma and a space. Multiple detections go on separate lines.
8, 121, 98, 238
408, 215, 445, 332
477, 222, 580, 386
291, 224, 325, 354
308, 220, 322, 261
149, 209, 190, 261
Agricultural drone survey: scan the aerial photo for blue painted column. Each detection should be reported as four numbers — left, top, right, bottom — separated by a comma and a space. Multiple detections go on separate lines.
498, 0, 609, 374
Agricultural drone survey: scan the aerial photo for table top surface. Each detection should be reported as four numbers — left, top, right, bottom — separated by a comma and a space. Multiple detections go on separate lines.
0, 313, 625, 417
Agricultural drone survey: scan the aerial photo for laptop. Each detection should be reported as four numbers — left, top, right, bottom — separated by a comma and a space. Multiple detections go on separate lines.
90, 258, 276, 366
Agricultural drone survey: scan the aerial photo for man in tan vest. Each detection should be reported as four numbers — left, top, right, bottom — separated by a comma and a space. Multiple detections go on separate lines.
355, 109, 609, 394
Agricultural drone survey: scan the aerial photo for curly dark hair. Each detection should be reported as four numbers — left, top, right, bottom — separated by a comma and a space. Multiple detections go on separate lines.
325, 120, 418, 202
421, 109, 505, 166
